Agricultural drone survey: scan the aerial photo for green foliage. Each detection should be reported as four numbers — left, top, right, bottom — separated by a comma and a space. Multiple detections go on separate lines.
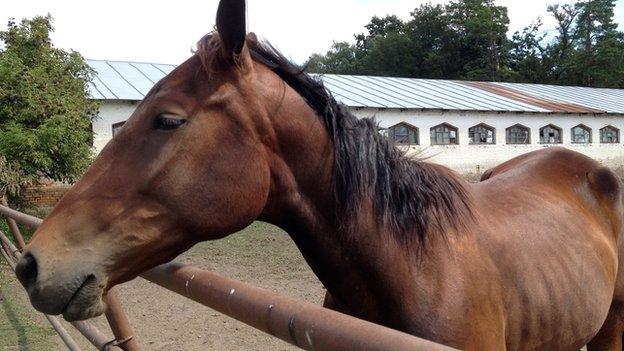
307, 0, 512, 80
0, 156, 27, 198
0, 15, 98, 193
306, 0, 624, 88
306, 42, 360, 74
446, 0, 510, 80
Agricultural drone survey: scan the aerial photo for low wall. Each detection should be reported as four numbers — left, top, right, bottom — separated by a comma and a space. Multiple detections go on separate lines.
23, 183, 71, 207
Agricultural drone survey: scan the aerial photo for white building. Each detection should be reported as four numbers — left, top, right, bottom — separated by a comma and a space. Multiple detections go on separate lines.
87, 59, 624, 175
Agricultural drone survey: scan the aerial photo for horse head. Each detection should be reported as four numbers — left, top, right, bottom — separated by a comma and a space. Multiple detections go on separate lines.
15, 0, 333, 321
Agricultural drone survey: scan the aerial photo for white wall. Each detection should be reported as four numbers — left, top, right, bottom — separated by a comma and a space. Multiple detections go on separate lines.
92, 101, 624, 174
92, 100, 138, 153
353, 108, 624, 173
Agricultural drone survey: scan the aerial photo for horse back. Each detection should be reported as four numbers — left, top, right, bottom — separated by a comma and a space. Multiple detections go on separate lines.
482, 147, 622, 218
480, 147, 623, 249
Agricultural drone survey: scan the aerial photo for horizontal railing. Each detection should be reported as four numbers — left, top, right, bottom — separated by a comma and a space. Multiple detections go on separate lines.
0, 202, 458, 351
0, 200, 132, 351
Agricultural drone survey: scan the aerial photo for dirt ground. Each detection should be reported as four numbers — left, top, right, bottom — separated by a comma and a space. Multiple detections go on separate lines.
1, 222, 326, 351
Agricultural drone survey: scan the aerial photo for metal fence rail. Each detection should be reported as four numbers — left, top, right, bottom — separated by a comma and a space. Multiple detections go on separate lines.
0, 202, 458, 351
0, 202, 129, 351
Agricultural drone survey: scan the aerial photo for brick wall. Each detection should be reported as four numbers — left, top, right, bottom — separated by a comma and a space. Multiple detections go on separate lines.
23, 184, 71, 207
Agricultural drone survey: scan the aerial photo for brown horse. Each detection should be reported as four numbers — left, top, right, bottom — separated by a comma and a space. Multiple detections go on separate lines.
14, 1, 624, 349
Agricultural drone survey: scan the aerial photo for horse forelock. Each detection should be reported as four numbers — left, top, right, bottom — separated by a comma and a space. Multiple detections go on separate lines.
194, 32, 473, 250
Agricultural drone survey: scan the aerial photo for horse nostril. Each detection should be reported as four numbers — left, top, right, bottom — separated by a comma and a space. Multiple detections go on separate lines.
15, 253, 38, 291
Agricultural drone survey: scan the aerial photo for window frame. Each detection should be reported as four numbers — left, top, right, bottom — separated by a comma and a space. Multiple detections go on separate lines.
570, 124, 592, 144
430, 123, 459, 146
387, 122, 419, 146
539, 124, 563, 144
505, 124, 531, 145
600, 125, 620, 144
468, 123, 496, 145
112, 121, 126, 137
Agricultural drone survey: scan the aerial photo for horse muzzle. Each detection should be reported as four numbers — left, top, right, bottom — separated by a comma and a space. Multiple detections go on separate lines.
15, 251, 107, 321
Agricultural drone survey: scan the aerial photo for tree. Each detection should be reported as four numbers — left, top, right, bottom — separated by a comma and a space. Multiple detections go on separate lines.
356, 15, 406, 51
307, 0, 512, 81
509, 20, 548, 83
537, 0, 624, 87
358, 32, 415, 77
570, 0, 623, 87
0, 15, 98, 196
544, 4, 579, 83
305, 41, 360, 74
0, 156, 27, 198
405, 4, 457, 79
445, 0, 511, 80
305, 0, 624, 88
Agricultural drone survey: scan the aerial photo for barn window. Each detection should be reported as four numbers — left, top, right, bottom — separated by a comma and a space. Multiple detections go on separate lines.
430, 123, 458, 145
571, 124, 592, 144
112, 122, 126, 137
506, 124, 530, 144
539, 124, 562, 144
468, 123, 495, 145
600, 126, 619, 143
388, 123, 419, 145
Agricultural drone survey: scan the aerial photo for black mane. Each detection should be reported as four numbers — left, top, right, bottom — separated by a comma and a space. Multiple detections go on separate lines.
199, 34, 473, 249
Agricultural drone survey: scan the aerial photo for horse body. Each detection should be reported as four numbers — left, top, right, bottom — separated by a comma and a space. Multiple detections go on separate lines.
13, 1, 624, 349
279, 142, 622, 350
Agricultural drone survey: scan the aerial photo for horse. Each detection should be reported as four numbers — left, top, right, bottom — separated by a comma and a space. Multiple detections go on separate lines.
14, 1, 624, 349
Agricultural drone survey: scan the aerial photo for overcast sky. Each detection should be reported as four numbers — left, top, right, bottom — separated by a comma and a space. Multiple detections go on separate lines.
1, 0, 623, 65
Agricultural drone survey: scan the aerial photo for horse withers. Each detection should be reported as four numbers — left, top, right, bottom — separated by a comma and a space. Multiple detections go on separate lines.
14, 1, 624, 349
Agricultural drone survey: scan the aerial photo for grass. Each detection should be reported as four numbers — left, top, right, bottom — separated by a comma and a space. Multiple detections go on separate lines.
0, 266, 56, 351
0, 206, 57, 350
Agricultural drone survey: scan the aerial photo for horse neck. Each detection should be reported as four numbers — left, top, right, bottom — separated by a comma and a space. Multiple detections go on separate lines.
258, 101, 427, 326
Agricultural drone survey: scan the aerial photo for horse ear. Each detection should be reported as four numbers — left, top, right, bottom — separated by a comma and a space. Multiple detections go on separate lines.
216, 0, 247, 61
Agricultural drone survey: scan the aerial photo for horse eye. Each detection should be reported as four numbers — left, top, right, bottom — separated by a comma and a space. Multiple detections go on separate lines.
154, 114, 187, 130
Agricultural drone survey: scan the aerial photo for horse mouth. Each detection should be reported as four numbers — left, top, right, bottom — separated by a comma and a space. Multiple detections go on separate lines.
61, 275, 106, 321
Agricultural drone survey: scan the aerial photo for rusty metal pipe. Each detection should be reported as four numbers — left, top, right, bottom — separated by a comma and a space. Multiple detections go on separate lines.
0, 246, 120, 351
0, 229, 13, 259
0, 239, 11, 261
0, 203, 43, 228
0, 229, 20, 259
105, 289, 140, 351
0, 206, 128, 351
1, 202, 457, 351
0, 241, 85, 351
0, 242, 16, 270
1, 198, 26, 249
45, 315, 83, 351
72, 320, 123, 351
142, 263, 458, 351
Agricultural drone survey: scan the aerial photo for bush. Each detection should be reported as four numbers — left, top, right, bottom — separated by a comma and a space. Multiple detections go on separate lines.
0, 15, 98, 195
